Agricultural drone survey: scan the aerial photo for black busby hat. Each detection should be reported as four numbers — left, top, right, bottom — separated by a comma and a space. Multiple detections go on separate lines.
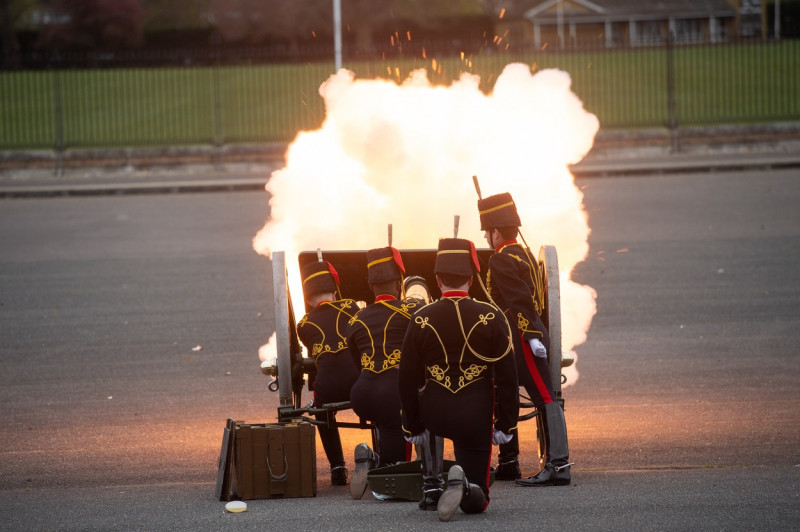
478, 192, 521, 231
435, 238, 480, 276
301, 260, 340, 299
367, 247, 405, 285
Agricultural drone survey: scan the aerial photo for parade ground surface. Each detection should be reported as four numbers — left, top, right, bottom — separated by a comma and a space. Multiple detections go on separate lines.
1, 152, 799, 530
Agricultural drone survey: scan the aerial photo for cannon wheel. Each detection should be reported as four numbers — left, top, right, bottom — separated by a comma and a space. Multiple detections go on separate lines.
271, 251, 302, 408
539, 245, 562, 396
531, 245, 562, 469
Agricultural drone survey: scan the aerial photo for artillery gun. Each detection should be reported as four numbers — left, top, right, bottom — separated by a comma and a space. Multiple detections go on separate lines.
263, 246, 570, 498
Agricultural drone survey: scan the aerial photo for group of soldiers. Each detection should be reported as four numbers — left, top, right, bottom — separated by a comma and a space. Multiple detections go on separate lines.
294, 191, 572, 522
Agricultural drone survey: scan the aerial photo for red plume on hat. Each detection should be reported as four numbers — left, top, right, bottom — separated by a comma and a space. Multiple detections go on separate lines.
367, 247, 404, 284
390, 247, 406, 274
301, 260, 339, 298
325, 261, 340, 286
468, 240, 480, 273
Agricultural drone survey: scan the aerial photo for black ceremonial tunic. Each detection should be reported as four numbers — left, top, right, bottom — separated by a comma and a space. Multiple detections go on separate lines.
487, 240, 555, 407
297, 299, 361, 403
399, 291, 518, 495
346, 296, 420, 464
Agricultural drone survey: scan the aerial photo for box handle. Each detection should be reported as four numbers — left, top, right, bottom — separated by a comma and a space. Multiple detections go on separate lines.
267, 443, 289, 482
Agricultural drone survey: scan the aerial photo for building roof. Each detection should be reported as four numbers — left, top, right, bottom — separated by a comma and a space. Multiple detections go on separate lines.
515, 0, 736, 22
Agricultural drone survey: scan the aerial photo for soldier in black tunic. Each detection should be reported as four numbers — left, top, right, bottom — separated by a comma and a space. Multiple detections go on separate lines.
296, 260, 361, 487
345, 246, 420, 500
477, 192, 572, 486
399, 238, 519, 522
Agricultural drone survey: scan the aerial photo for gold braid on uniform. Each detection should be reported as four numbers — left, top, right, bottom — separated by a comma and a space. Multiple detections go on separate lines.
455, 284, 515, 363
414, 315, 453, 390
323, 300, 360, 327
302, 301, 358, 364
399, 299, 421, 315
298, 317, 346, 363
456, 301, 512, 363
349, 301, 413, 373
416, 298, 512, 393
348, 314, 377, 372
517, 231, 546, 317
476, 268, 495, 308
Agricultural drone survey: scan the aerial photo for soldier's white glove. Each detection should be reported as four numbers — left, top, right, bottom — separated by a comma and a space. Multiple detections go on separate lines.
404, 429, 428, 445
528, 338, 547, 358
492, 429, 513, 445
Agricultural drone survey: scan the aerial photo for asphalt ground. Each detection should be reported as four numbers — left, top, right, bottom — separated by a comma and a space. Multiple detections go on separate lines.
0, 155, 799, 530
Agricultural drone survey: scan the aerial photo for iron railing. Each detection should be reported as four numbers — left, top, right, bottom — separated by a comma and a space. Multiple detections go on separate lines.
1, 37, 798, 151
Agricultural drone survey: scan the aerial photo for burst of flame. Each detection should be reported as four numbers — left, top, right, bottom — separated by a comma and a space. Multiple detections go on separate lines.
253, 64, 599, 386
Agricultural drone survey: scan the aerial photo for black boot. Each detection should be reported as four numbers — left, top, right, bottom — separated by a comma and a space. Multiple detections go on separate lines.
330, 465, 348, 486
516, 402, 571, 487
350, 443, 379, 500
316, 412, 347, 486
418, 432, 444, 511
496, 432, 520, 480
437, 465, 487, 521
459, 482, 488, 515
494, 458, 521, 480
419, 488, 442, 511
437, 465, 465, 522
515, 461, 572, 486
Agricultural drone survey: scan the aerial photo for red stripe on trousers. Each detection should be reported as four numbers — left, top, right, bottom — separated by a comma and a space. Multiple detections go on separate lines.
519, 330, 553, 404
485, 385, 495, 499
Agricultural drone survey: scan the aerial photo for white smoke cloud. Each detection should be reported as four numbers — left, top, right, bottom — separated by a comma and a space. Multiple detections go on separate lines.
253, 63, 598, 386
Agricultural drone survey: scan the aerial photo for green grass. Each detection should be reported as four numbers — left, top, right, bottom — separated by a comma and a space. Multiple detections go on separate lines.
1, 40, 798, 150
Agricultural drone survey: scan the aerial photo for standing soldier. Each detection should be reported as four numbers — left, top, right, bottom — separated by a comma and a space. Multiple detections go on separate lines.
345, 246, 419, 500
296, 259, 361, 487
477, 191, 572, 486
399, 238, 519, 522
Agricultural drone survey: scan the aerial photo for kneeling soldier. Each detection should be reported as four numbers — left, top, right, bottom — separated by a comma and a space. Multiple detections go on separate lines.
296, 259, 361, 486
399, 238, 519, 521
346, 246, 419, 499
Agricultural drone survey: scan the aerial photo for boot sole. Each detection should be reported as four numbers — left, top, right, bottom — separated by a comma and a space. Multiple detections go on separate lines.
515, 478, 571, 487
349, 462, 369, 499
437, 490, 462, 522
350, 444, 373, 500
437, 466, 465, 522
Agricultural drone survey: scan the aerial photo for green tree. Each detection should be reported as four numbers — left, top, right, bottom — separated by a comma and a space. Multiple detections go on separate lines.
208, 0, 331, 46
342, 0, 488, 52
36, 0, 146, 49
144, 0, 213, 31
1, 0, 39, 67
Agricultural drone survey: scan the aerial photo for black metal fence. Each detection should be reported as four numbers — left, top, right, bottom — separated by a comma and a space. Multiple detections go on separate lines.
1, 38, 798, 151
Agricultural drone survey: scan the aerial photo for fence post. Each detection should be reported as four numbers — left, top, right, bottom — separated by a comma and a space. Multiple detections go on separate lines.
666, 31, 682, 152
212, 46, 224, 164
52, 53, 65, 176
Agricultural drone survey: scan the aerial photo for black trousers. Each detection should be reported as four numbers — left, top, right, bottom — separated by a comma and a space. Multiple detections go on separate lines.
419, 380, 493, 496
350, 369, 409, 465
500, 332, 559, 464
313, 358, 358, 469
